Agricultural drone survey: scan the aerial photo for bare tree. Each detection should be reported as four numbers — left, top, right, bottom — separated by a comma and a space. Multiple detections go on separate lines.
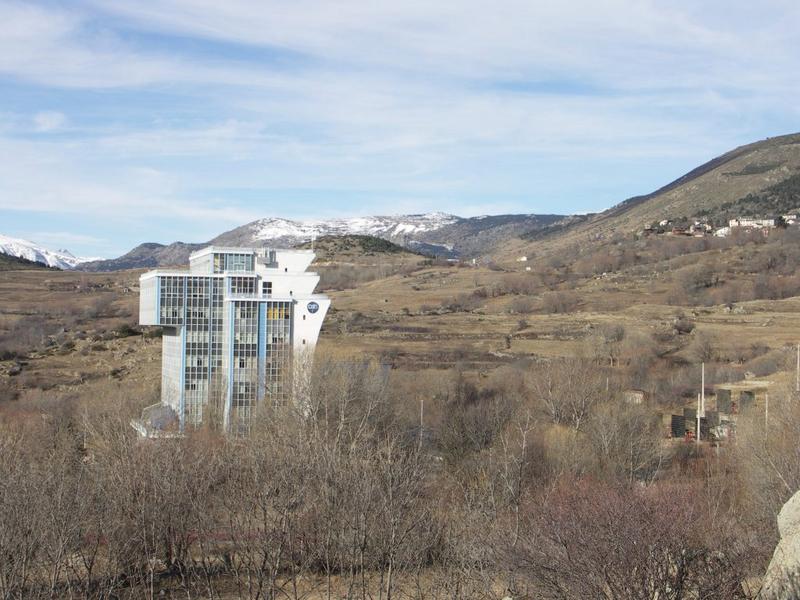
509, 480, 748, 600
526, 358, 610, 431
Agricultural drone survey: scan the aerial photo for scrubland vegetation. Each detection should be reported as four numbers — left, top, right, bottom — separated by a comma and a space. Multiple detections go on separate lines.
1, 350, 799, 599
318, 261, 427, 292
3, 214, 800, 598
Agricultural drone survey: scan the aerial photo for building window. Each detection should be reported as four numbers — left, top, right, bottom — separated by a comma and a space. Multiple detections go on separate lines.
262, 281, 272, 296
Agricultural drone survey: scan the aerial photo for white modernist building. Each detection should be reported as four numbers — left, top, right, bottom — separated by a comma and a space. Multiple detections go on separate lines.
136, 246, 330, 435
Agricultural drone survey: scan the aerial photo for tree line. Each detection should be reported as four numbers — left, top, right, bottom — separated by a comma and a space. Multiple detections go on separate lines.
1, 355, 797, 599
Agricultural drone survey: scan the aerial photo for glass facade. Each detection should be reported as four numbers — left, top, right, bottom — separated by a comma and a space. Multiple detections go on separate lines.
184, 276, 210, 426
229, 275, 257, 295
213, 252, 254, 273
140, 247, 326, 435
159, 276, 186, 326
263, 301, 292, 405
229, 300, 260, 433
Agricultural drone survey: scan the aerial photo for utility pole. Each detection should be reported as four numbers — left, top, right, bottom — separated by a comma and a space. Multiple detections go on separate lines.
701, 362, 705, 418
765, 392, 769, 430
419, 396, 424, 449
696, 393, 701, 444
796, 344, 799, 394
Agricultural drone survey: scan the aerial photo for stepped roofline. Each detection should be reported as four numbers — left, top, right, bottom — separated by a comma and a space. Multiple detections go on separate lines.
188, 246, 314, 260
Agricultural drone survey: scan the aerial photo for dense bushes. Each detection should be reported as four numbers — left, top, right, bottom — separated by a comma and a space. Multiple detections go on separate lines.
317, 262, 423, 291
0, 355, 789, 598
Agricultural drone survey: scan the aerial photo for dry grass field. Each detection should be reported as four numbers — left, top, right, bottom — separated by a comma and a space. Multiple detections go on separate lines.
323, 262, 800, 375
3, 231, 800, 411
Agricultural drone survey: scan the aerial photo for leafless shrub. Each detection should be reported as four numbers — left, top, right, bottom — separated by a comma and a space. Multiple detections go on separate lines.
688, 332, 716, 363
509, 480, 748, 600
83, 294, 118, 319
318, 262, 423, 291
525, 358, 610, 431
585, 402, 665, 483
673, 315, 696, 335
600, 323, 626, 344
440, 293, 483, 313
736, 386, 800, 539
0, 315, 56, 358
508, 296, 535, 314
500, 274, 537, 295
745, 349, 789, 377
541, 290, 579, 314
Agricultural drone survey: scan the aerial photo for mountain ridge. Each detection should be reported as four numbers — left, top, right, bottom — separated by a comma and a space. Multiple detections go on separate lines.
0, 234, 101, 270
25, 132, 800, 272
79, 213, 567, 271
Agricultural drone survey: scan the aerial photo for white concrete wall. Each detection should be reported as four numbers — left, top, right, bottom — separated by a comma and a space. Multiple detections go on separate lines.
139, 275, 159, 325
274, 250, 315, 273
257, 272, 320, 297
161, 327, 183, 415
292, 297, 331, 350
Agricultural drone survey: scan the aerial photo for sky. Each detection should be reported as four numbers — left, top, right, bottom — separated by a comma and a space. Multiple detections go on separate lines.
0, 1, 798, 258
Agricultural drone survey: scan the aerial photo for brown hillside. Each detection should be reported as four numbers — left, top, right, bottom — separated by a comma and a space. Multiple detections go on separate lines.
502, 132, 800, 261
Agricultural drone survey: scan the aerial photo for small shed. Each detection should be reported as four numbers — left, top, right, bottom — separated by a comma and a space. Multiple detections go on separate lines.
623, 389, 646, 405
714, 380, 771, 415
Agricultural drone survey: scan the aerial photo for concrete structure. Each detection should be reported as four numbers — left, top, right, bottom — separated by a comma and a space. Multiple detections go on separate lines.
622, 389, 646, 405
729, 218, 776, 229
135, 246, 330, 435
714, 380, 771, 415
666, 379, 773, 442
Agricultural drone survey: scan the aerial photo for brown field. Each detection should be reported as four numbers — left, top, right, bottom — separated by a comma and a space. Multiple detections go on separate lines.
3, 235, 800, 407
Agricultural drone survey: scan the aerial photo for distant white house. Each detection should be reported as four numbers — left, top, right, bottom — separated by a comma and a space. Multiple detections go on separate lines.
689, 222, 712, 235
729, 218, 775, 229
516, 256, 528, 262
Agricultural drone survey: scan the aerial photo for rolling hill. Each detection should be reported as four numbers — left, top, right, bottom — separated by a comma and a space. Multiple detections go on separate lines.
504, 132, 800, 260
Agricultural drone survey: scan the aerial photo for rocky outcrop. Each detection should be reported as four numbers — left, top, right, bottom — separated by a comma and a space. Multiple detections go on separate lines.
761, 491, 800, 598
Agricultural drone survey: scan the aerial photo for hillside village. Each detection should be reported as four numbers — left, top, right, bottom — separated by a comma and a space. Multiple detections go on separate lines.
643, 212, 799, 238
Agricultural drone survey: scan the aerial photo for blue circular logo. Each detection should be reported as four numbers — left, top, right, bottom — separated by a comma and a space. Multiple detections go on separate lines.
307, 301, 320, 314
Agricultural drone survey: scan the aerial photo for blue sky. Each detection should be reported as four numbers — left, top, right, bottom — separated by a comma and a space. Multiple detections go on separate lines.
0, 0, 798, 258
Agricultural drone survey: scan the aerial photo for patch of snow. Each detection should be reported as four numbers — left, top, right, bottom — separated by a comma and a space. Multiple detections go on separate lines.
251, 213, 460, 242
0, 234, 99, 269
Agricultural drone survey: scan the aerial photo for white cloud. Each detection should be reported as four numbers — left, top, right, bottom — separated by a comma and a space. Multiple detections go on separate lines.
0, 0, 797, 243
28, 231, 106, 247
33, 111, 66, 132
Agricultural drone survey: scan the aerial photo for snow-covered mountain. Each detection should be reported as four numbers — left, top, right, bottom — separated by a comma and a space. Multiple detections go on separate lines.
0, 234, 101, 270
215, 213, 460, 247
80, 212, 569, 271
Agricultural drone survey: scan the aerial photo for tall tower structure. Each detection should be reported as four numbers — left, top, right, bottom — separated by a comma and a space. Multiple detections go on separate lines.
136, 246, 330, 435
